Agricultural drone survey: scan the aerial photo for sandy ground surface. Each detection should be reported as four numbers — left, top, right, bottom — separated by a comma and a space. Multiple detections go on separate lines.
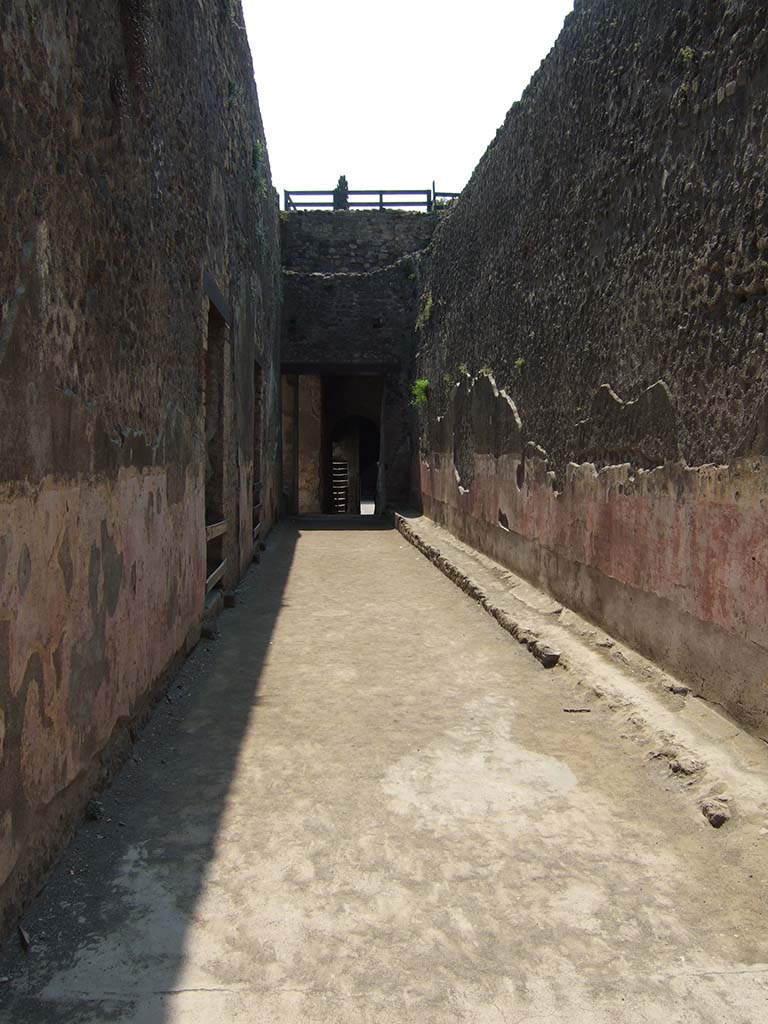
1, 517, 767, 1023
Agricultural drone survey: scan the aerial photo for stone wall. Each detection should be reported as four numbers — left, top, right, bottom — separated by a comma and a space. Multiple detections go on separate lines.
0, 0, 281, 932
281, 210, 437, 274
415, 0, 768, 734
283, 261, 420, 368
282, 211, 437, 507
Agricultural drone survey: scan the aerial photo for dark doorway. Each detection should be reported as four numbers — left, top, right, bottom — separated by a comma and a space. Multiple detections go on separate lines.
281, 371, 387, 516
330, 415, 380, 514
322, 374, 384, 514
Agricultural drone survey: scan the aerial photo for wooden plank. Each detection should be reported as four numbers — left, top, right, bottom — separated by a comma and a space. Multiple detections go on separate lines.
253, 522, 261, 541
205, 519, 227, 541
205, 559, 226, 593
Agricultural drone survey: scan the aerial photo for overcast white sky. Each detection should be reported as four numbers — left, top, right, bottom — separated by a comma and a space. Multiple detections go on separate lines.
242, 1, 574, 206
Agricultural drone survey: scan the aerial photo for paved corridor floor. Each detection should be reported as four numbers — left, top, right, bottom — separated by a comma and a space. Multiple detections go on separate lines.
1, 519, 767, 1023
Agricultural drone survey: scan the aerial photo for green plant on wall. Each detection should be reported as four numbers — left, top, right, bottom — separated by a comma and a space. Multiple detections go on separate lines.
416, 290, 434, 331
411, 378, 430, 407
679, 46, 695, 63
515, 357, 526, 371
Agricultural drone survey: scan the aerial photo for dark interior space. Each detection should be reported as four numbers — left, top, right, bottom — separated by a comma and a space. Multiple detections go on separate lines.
331, 415, 381, 513
322, 374, 384, 514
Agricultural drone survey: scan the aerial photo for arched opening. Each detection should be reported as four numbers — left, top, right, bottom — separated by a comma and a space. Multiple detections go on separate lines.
330, 415, 380, 515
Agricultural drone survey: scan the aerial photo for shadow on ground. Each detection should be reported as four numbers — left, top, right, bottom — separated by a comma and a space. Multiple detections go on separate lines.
0, 522, 309, 1021
0, 515, 395, 1022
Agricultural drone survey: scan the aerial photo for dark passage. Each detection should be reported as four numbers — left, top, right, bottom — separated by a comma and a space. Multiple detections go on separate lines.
331, 415, 380, 514
324, 374, 383, 515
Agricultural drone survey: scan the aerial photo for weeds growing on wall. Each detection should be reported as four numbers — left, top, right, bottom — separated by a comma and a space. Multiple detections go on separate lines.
411, 379, 430, 407
416, 291, 434, 330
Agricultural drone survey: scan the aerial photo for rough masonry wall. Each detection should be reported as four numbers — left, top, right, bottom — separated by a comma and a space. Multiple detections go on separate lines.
281, 210, 437, 274
0, 0, 281, 932
416, 0, 768, 734
282, 212, 437, 505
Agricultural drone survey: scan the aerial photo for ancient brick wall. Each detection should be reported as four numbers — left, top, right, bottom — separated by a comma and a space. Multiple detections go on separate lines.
281, 210, 437, 274
0, 0, 281, 932
415, 0, 768, 733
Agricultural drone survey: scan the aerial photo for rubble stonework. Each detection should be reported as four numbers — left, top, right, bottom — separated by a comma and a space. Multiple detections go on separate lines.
415, 0, 768, 733
281, 210, 436, 274
0, 2, 281, 931
420, 0, 768, 470
281, 211, 437, 507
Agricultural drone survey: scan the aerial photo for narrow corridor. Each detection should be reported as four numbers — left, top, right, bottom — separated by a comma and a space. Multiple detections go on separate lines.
1, 519, 766, 1023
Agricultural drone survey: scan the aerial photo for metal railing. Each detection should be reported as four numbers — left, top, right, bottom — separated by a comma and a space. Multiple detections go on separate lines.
283, 184, 460, 212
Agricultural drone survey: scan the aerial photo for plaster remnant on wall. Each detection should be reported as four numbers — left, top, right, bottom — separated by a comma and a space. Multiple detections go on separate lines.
100, 520, 124, 618
57, 531, 73, 595
0, 620, 9, 707
17, 546, 31, 598
166, 575, 179, 630
413, 0, 768, 735
419, 374, 768, 732
0, 0, 282, 936
0, 535, 9, 587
